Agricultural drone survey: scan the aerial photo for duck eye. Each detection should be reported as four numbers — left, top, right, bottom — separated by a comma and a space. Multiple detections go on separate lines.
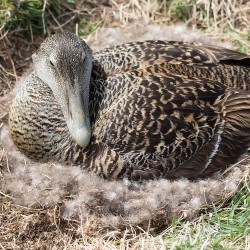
50, 60, 55, 67
49, 54, 56, 67
81, 53, 86, 62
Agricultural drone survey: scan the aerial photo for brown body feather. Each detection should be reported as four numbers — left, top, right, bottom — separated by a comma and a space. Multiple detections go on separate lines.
9, 35, 250, 181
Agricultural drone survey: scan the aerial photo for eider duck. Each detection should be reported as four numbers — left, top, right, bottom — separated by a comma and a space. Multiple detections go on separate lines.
9, 33, 250, 181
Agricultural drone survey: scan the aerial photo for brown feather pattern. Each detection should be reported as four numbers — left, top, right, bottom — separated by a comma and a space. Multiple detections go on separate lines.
9, 34, 250, 181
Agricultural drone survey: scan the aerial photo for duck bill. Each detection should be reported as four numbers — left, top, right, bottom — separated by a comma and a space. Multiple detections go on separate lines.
66, 94, 91, 148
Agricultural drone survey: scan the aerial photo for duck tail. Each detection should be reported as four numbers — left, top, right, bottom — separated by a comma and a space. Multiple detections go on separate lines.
200, 90, 250, 177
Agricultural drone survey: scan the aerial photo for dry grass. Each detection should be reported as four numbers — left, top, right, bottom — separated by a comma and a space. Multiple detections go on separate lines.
103, 0, 250, 53
100, 0, 250, 32
0, 0, 249, 95
0, 165, 249, 249
0, 0, 250, 249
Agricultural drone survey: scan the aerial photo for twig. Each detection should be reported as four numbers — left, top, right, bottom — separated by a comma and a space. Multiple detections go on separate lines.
42, 0, 47, 34
54, 205, 60, 230
0, 190, 14, 199
47, 9, 64, 32
0, 64, 17, 78
0, 243, 6, 250
10, 58, 18, 83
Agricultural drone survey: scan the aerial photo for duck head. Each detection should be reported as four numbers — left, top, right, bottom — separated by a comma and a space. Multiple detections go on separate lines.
32, 33, 92, 148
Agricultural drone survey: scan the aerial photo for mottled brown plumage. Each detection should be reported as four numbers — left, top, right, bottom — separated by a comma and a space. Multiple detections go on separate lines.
9, 33, 250, 181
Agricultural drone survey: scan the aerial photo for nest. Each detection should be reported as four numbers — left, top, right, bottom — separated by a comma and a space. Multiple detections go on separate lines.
0, 26, 249, 249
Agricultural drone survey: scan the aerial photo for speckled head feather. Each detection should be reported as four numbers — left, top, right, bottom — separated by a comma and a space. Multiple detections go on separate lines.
9, 33, 250, 181
32, 32, 93, 148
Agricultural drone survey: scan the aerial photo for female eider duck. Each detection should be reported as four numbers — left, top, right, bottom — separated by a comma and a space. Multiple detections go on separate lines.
9, 33, 250, 181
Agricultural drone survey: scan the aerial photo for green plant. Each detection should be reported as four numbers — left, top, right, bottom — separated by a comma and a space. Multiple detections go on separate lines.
78, 19, 99, 36
227, 29, 250, 54
161, 178, 250, 249
0, 0, 44, 36
168, 0, 192, 22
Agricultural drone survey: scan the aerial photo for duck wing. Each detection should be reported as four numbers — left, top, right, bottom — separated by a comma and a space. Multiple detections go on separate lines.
189, 43, 250, 65
93, 40, 250, 90
91, 67, 226, 172
89, 41, 249, 179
